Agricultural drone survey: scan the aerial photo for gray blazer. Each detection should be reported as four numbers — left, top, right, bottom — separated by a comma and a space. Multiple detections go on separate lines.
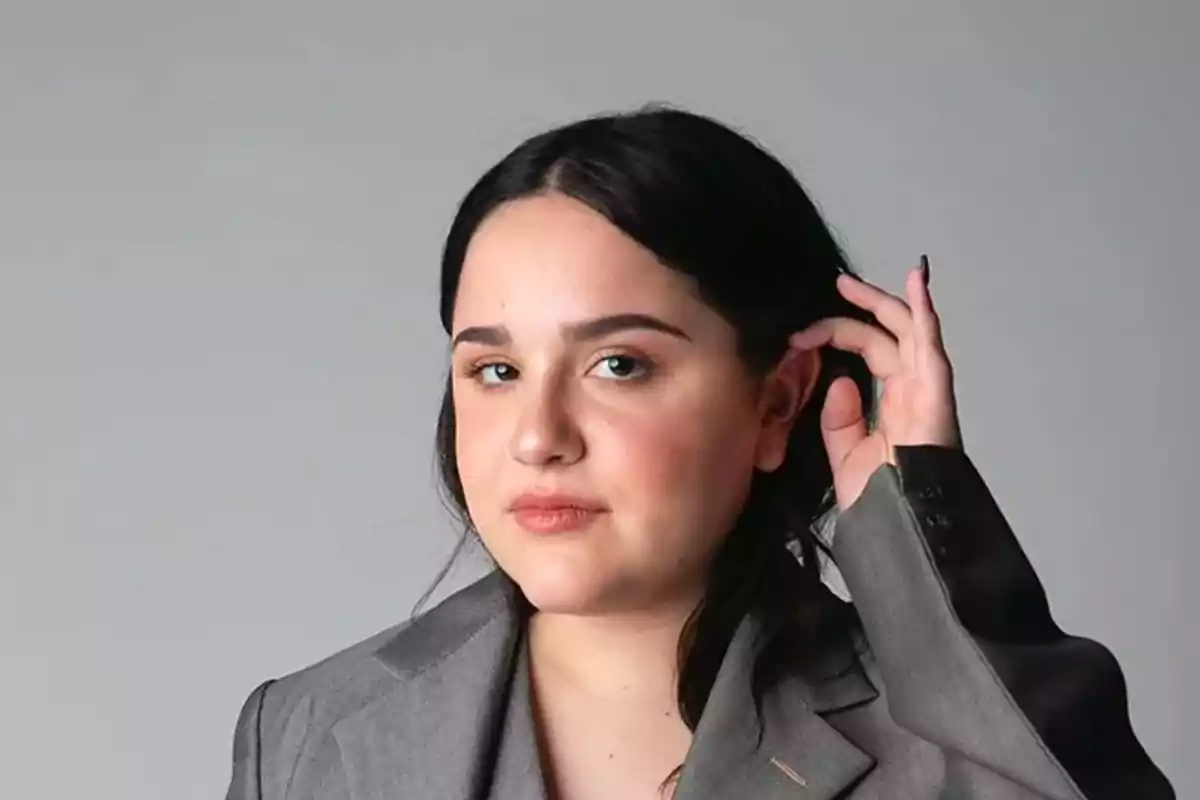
224, 446, 1173, 799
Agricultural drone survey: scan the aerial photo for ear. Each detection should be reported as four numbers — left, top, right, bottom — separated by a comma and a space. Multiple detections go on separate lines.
754, 347, 822, 472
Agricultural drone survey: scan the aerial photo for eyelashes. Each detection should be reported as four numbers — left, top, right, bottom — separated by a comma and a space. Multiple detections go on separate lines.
463, 351, 657, 387
466, 361, 517, 385
591, 353, 652, 381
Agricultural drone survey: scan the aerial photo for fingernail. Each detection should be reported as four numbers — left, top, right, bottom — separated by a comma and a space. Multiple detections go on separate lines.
920, 254, 930, 287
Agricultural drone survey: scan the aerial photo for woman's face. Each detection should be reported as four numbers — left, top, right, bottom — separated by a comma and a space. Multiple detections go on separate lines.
450, 193, 807, 615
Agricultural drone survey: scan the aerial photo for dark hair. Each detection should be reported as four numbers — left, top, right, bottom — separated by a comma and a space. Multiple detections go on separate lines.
424, 104, 878, 788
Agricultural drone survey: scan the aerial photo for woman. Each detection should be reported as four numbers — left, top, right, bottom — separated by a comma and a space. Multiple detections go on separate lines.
225, 106, 1174, 799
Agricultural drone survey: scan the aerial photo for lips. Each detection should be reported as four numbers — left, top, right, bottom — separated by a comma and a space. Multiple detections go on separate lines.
508, 492, 605, 512
508, 492, 607, 534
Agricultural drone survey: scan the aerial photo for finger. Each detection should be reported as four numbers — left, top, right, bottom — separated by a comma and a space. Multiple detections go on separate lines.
789, 317, 901, 378
836, 273, 914, 341
820, 375, 868, 472
907, 258, 950, 374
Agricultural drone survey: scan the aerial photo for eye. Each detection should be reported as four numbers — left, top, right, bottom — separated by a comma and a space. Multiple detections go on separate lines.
590, 354, 651, 381
470, 362, 520, 385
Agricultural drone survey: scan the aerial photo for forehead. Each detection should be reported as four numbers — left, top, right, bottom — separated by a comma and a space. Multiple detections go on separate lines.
454, 193, 701, 328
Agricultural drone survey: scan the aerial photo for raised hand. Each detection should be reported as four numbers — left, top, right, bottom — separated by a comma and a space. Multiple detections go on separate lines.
788, 256, 963, 509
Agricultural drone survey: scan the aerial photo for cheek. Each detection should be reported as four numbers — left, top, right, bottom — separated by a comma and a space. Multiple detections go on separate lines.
601, 395, 759, 521
452, 395, 508, 505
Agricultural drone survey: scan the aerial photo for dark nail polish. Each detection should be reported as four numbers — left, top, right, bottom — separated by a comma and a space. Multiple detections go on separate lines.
920, 254, 930, 286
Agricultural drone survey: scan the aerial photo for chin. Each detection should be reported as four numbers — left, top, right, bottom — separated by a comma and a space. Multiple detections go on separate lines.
503, 557, 630, 615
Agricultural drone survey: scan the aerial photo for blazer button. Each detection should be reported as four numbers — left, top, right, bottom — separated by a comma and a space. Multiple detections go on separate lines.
925, 515, 959, 563
916, 484, 943, 501
922, 512, 953, 542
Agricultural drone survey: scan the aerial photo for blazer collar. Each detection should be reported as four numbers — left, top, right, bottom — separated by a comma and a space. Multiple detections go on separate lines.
672, 610, 879, 799
332, 571, 525, 800
334, 571, 877, 800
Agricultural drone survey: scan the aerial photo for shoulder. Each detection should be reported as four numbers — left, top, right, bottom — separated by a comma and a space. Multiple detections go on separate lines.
225, 613, 416, 797
255, 617, 409, 727
244, 570, 516, 740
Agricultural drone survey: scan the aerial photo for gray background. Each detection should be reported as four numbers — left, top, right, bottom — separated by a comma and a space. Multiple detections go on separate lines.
2, 1, 1195, 797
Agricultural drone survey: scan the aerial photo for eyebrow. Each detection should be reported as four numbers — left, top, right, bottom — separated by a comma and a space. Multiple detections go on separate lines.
451, 313, 692, 349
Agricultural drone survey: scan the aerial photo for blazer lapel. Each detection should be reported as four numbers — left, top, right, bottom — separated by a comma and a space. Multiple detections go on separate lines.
483, 627, 549, 800
672, 613, 879, 800
328, 570, 876, 800
332, 571, 525, 800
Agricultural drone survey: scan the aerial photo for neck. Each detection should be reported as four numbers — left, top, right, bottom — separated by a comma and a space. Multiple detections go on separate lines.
528, 595, 700, 700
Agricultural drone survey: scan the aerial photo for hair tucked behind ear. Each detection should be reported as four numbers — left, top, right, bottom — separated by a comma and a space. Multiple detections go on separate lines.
420, 104, 879, 789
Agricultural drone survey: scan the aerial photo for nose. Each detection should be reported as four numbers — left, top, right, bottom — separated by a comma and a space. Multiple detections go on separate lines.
508, 377, 585, 467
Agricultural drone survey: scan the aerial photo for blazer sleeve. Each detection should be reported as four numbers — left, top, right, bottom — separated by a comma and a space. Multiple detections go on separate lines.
831, 445, 1174, 799
225, 679, 274, 800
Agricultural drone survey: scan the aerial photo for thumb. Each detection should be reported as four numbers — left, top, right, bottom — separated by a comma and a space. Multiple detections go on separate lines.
821, 375, 868, 472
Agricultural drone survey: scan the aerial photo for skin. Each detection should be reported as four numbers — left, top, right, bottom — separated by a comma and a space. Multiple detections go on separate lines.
447, 191, 961, 799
